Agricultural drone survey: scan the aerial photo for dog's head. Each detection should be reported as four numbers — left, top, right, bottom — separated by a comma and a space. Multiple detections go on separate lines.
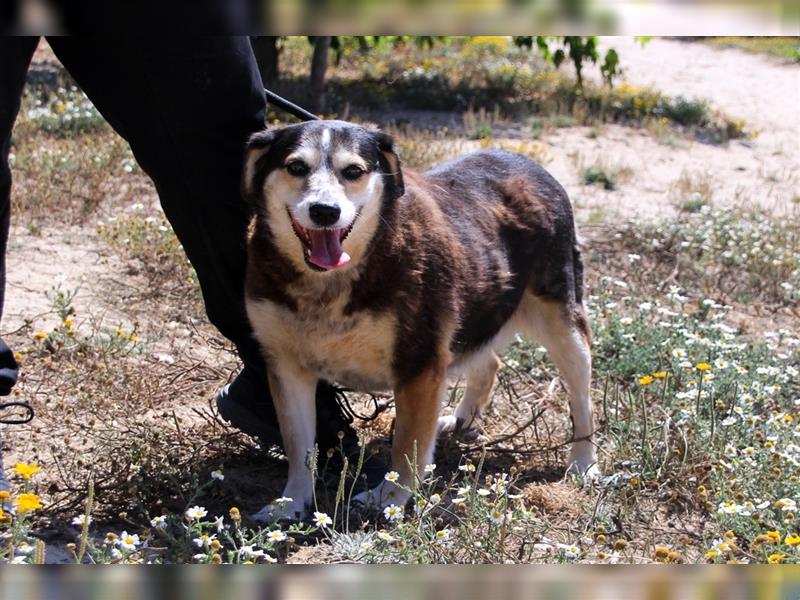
243, 120, 403, 273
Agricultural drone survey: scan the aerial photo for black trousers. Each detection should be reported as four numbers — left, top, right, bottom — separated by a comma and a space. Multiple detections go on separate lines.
0, 36, 268, 395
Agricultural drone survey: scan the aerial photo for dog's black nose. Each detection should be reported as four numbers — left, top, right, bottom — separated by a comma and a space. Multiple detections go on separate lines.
309, 203, 341, 227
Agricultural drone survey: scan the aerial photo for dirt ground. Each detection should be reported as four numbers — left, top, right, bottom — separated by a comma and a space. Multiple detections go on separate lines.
2, 38, 798, 562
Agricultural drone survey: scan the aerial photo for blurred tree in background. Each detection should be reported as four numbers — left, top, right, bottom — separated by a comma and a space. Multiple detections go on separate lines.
250, 36, 449, 114
513, 36, 620, 89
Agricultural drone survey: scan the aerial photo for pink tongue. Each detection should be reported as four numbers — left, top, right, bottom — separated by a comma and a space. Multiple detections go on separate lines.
308, 229, 351, 270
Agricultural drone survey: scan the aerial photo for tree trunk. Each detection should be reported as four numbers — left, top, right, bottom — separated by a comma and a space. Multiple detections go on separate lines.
309, 36, 331, 114
251, 36, 280, 88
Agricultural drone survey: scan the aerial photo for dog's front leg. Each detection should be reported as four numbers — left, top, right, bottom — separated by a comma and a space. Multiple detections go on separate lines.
253, 358, 317, 522
356, 360, 447, 510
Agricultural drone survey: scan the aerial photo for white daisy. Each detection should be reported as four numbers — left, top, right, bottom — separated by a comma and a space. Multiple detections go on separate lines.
383, 504, 403, 521
119, 531, 139, 551
267, 530, 287, 543
150, 515, 168, 529
313, 511, 333, 528
185, 506, 208, 521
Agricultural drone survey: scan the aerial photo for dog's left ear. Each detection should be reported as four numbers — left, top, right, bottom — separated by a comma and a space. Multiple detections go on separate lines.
374, 131, 405, 200
242, 128, 279, 202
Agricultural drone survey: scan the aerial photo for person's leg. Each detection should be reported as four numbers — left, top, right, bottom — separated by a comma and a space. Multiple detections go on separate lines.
45, 35, 286, 437
44, 37, 368, 464
0, 36, 39, 493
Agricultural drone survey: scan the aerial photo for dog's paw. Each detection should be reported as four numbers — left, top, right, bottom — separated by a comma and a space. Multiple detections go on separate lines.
566, 451, 602, 483
251, 498, 309, 524
568, 461, 602, 481
438, 415, 489, 443
351, 482, 410, 511
437, 415, 461, 434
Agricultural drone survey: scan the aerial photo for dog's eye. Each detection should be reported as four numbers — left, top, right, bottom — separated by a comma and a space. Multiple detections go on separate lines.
341, 165, 365, 181
285, 161, 310, 177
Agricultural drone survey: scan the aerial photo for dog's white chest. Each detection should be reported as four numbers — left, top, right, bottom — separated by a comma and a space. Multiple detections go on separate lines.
246, 298, 396, 391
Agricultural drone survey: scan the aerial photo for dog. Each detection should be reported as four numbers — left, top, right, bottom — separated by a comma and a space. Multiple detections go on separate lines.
241, 120, 597, 520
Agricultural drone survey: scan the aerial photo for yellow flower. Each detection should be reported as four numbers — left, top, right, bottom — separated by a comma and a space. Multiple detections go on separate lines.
13, 463, 41, 480
33, 331, 48, 341
63, 316, 75, 328
766, 530, 781, 543
15, 493, 43, 513
652, 371, 668, 379
753, 534, 770, 546
13, 352, 23, 363
696, 363, 712, 372
129, 334, 138, 343
768, 553, 785, 564
705, 550, 719, 559
638, 375, 655, 386
785, 533, 800, 546
0, 490, 10, 501
654, 545, 670, 560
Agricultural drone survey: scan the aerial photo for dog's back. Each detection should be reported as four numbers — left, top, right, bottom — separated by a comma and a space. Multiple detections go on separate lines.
409, 150, 587, 359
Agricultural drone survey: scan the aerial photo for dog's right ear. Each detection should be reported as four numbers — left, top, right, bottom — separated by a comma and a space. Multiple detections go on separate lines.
242, 128, 279, 202
374, 131, 405, 200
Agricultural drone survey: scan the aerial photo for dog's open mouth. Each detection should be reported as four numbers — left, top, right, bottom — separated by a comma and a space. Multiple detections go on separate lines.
288, 210, 356, 271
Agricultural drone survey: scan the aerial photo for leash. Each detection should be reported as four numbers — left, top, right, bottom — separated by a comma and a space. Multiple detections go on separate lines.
265, 89, 320, 122
0, 401, 34, 425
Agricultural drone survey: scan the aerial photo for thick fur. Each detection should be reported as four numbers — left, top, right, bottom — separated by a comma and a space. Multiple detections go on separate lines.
242, 120, 596, 519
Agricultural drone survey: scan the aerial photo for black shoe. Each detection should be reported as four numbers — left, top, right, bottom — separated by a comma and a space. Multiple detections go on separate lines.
216, 366, 283, 448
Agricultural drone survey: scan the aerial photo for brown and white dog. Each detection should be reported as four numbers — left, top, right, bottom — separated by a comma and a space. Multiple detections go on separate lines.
242, 120, 597, 520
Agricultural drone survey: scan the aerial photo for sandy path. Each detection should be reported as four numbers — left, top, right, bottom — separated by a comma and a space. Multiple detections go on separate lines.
540, 38, 800, 221
2, 226, 125, 335
598, 37, 800, 135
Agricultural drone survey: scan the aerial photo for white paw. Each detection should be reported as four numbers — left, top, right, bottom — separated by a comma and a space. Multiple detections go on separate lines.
567, 447, 601, 481
438, 415, 488, 443
352, 481, 410, 510
252, 497, 309, 524
437, 415, 460, 434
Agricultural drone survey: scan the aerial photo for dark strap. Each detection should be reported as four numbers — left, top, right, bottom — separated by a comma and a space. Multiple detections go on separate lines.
265, 89, 319, 122
0, 401, 33, 425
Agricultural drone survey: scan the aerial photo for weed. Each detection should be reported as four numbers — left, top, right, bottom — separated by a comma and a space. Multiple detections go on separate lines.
463, 106, 501, 140
672, 170, 714, 213
581, 165, 617, 190
579, 160, 632, 191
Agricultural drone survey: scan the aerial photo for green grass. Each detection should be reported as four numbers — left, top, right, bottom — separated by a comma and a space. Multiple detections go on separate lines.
705, 37, 800, 63
581, 166, 617, 191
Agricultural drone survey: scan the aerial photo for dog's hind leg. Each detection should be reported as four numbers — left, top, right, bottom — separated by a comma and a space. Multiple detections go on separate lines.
524, 295, 598, 477
252, 359, 318, 522
439, 351, 500, 439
